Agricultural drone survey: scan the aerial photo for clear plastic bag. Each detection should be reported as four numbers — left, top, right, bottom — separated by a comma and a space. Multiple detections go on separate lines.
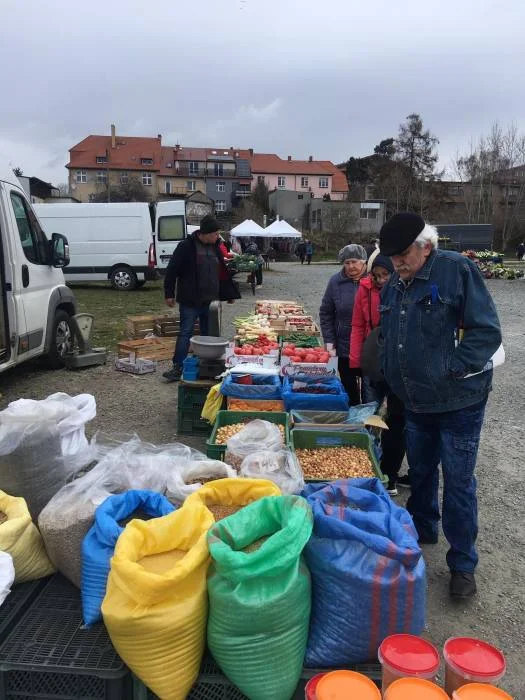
0, 393, 96, 519
0, 552, 15, 606
166, 459, 238, 503
240, 449, 304, 495
225, 420, 284, 470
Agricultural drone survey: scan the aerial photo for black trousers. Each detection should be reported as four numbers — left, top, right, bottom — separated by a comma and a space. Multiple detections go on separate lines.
338, 357, 361, 406
373, 381, 406, 481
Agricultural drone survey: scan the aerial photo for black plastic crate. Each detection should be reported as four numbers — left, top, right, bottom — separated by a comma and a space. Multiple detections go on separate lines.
177, 406, 212, 436
0, 578, 49, 644
0, 574, 129, 700
177, 381, 220, 436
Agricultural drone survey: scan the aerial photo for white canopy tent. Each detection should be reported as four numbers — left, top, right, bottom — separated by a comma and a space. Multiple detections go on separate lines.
263, 219, 302, 238
229, 219, 265, 237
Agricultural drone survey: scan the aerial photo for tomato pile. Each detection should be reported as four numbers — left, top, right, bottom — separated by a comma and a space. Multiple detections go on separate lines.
233, 335, 280, 356
282, 344, 330, 364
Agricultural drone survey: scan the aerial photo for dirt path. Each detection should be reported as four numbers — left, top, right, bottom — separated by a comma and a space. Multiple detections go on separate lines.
0, 263, 523, 696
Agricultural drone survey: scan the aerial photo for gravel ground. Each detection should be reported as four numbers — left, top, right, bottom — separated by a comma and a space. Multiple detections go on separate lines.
0, 263, 523, 696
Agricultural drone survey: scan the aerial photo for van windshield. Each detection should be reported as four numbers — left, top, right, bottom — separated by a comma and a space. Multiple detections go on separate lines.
158, 215, 185, 241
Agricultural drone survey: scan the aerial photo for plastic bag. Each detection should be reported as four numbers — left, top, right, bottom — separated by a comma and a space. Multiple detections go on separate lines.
39, 435, 191, 587
0, 393, 96, 518
291, 402, 379, 426
201, 384, 224, 425
166, 460, 238, 503
282, 375, 349, 412
207, 495, 313, 700
303, 479, 426, 667
240, 449, 304, 494
102, 501, 213, 700
220, 373, 282, 400
81, 489, 175, 626
0, 490, 55, 583
185, 478, 281, 521
0, 552, 15, 606
225, 420, 284, 469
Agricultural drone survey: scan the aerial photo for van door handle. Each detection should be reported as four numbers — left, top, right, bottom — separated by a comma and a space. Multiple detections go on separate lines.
22, 265, 29, 288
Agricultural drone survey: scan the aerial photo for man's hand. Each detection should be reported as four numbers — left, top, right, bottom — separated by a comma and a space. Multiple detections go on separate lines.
165, 298, 175, 308
326, 343, 336, 357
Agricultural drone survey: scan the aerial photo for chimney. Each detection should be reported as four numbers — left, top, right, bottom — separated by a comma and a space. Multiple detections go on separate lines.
157, 134, 162, 140
175, 144, 181, 152
249, 148, 254, 156
287, 155, 292, 161
309, 155, 313, 162
111, 124, 116, 149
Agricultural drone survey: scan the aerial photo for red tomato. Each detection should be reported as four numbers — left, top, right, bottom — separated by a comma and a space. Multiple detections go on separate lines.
319, 352, 330, 362
291, 355, 303, 363
304, 353, 317, 363
286, 343, 296, 350
282, 347, 295, 357
297, 348, 307, 358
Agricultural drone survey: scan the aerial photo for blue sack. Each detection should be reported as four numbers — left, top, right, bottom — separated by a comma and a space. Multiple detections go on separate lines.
221, 373, 282, 400
282, 375, 349, 412
302, 478, 426, 667
81, 489, 175, 625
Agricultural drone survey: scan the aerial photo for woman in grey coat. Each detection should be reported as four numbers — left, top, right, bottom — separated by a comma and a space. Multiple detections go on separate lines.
319, 244, 368, 404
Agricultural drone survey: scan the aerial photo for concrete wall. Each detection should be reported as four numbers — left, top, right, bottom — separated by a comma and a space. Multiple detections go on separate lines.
310, 200, 385, 238
269, 189, 310, 227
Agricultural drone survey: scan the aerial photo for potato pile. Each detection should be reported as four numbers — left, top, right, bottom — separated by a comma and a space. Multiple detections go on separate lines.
295, 446, 374, 480
215, 423, 285, 445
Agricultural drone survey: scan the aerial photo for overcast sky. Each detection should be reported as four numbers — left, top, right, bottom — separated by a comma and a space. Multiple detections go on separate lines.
1, 0, 524, 184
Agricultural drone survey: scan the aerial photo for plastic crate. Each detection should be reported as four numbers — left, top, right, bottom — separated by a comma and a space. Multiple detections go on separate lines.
0, 578, 49, 644
177, 380, 217, 436
291, 429, 386, 483
0, 574, 130, 700
206, 410, 291, 461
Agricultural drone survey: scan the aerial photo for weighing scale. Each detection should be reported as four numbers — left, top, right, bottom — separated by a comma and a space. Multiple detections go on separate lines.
63, 313, 108, 369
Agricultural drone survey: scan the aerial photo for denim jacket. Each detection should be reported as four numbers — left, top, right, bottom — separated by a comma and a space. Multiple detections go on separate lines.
380, 249, 502, 413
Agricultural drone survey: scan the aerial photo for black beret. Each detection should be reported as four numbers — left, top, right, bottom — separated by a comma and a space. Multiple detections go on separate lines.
199, 215, 220, 234
379, 212, 425, 256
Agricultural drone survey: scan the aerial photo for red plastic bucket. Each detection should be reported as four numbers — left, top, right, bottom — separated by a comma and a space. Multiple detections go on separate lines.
305, 673, 326, 699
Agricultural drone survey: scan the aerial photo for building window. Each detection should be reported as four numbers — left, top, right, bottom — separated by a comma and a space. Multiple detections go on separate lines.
278, 176, 286, 189
319, 177, 329, 188
214, 163, 224, 177
257, 175, 265, 184
215, 200, 226, 213
189, 162, 199, 175
216, 182, 226, 192
96, 155, 107, 164
298, 194, 304, 200
187, 180, 196, 192
141, 158, 153, 165
301, 177, 308, 188
96, 171, 107, 183
360, 208, 378, 219
165, 181, 172, 194
120, 172, 129, 184
142, 172, 152, 186
75, 170, 87, 183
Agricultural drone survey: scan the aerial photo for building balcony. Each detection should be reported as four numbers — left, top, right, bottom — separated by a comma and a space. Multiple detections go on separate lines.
235, 190, 252, 198
171, 165, 207, 177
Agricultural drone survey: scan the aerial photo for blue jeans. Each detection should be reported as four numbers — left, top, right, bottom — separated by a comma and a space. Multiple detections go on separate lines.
405, 398, 487, 573
173, 303, 210, 369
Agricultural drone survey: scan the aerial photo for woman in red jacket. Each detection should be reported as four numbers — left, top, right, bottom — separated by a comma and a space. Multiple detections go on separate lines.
350, 255, 408, 496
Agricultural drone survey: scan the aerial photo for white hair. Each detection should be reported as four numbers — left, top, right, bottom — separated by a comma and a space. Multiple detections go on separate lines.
414, 223, 439, 250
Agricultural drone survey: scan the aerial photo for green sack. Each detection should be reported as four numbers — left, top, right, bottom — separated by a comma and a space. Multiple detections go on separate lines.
207, 495, 313, 700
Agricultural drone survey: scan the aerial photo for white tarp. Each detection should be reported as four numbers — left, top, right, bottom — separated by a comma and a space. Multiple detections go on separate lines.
264, 219, 302, 238
229, 219, 266, 237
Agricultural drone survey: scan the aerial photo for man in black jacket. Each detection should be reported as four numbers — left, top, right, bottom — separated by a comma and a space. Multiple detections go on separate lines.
162, 215, 225, 381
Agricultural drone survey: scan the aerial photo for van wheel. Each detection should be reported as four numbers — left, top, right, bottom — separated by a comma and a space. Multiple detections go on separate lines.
110, 266, 137, 291
46, 310, 73, 369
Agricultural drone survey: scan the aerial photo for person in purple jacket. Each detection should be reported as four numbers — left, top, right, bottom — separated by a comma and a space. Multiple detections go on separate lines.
319, 244, 367, 404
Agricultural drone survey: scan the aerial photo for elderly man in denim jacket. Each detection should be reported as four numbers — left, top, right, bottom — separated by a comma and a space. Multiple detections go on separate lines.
379, 212, 502, 599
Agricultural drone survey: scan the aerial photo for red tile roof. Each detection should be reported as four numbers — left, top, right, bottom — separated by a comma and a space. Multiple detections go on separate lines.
250, 153, 342, 178
68, 135, 162, 171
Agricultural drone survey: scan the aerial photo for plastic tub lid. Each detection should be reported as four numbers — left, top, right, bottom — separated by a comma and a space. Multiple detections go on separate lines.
379, 634, 440, 676
385, 677, 449, 699
452, 683, 514, 699
316, 670, 381, 699
305, 673, 326, 700
444, 638, 506, 680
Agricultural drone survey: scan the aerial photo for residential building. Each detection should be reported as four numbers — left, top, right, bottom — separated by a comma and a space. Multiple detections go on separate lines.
310, 200, 386, 239
17, 175, 79, 203
157, 146, 207, 199
205, 147, 252, 215
251, 154, 348, 200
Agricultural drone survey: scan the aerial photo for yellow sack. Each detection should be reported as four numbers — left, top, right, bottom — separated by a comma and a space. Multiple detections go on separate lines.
185, 478, 281, 520
200, 384, 223, 425
0, 490, 55, 583
102, 501, 213, 700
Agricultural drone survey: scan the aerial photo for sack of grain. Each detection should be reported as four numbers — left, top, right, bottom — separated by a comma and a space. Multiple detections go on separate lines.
207, 495, 313, 700
0, 551, 15, 606
0, 393, 96, 519
102, 501, 213, 700
81, 489, 175, 626
240, 448, 304, 494
224, 420, 283, 469
166, 459, 238, 503
185, 478, 281, 523
0, 490, 55, 583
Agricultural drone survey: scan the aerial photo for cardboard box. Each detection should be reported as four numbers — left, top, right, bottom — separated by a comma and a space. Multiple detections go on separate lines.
280, 355, 338, 377
225, 342, 279, 369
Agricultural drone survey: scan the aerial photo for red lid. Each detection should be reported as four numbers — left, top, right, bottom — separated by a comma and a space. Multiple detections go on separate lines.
444, 637, 506, 679
379, 634, 440, 676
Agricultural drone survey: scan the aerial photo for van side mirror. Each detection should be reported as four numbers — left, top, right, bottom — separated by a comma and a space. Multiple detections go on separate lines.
51, 233, 70, 268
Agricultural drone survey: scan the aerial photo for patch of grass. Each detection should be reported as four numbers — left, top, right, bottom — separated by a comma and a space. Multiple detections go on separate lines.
69, 282, 167, 350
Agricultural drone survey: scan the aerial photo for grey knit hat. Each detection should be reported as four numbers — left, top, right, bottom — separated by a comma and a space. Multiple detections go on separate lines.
338, 244, 367, 263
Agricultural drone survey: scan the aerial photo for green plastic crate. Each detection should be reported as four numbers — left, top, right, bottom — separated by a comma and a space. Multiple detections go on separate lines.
291, 429, 386, 483
177, 381, 217, 436
206, 410, 291, 460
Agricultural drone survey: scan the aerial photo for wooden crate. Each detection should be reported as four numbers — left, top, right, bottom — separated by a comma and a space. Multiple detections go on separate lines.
125, 314, 175, 339
117, 338, 175, 361
154, 320, 200, 337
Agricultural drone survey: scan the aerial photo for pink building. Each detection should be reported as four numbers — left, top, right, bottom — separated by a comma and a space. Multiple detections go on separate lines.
250, 153, 348, 200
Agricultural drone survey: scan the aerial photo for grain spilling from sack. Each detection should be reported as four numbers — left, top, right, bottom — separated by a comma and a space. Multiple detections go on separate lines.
118, 509, 154, 528
208, 504, 241, 521
138, 549, 187, 574
295, 446, 374, 480
241, 536, 269, 553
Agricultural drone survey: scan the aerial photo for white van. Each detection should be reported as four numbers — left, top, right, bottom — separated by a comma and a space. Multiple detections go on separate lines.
0, 168, 74, 371
34, 199, 187, 290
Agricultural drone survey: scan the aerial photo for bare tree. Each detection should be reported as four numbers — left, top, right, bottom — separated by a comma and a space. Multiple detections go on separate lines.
56, 183, 70, 196
311, 203, 358, 252
231, 198, 265, 226
90, 176, 151, 203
